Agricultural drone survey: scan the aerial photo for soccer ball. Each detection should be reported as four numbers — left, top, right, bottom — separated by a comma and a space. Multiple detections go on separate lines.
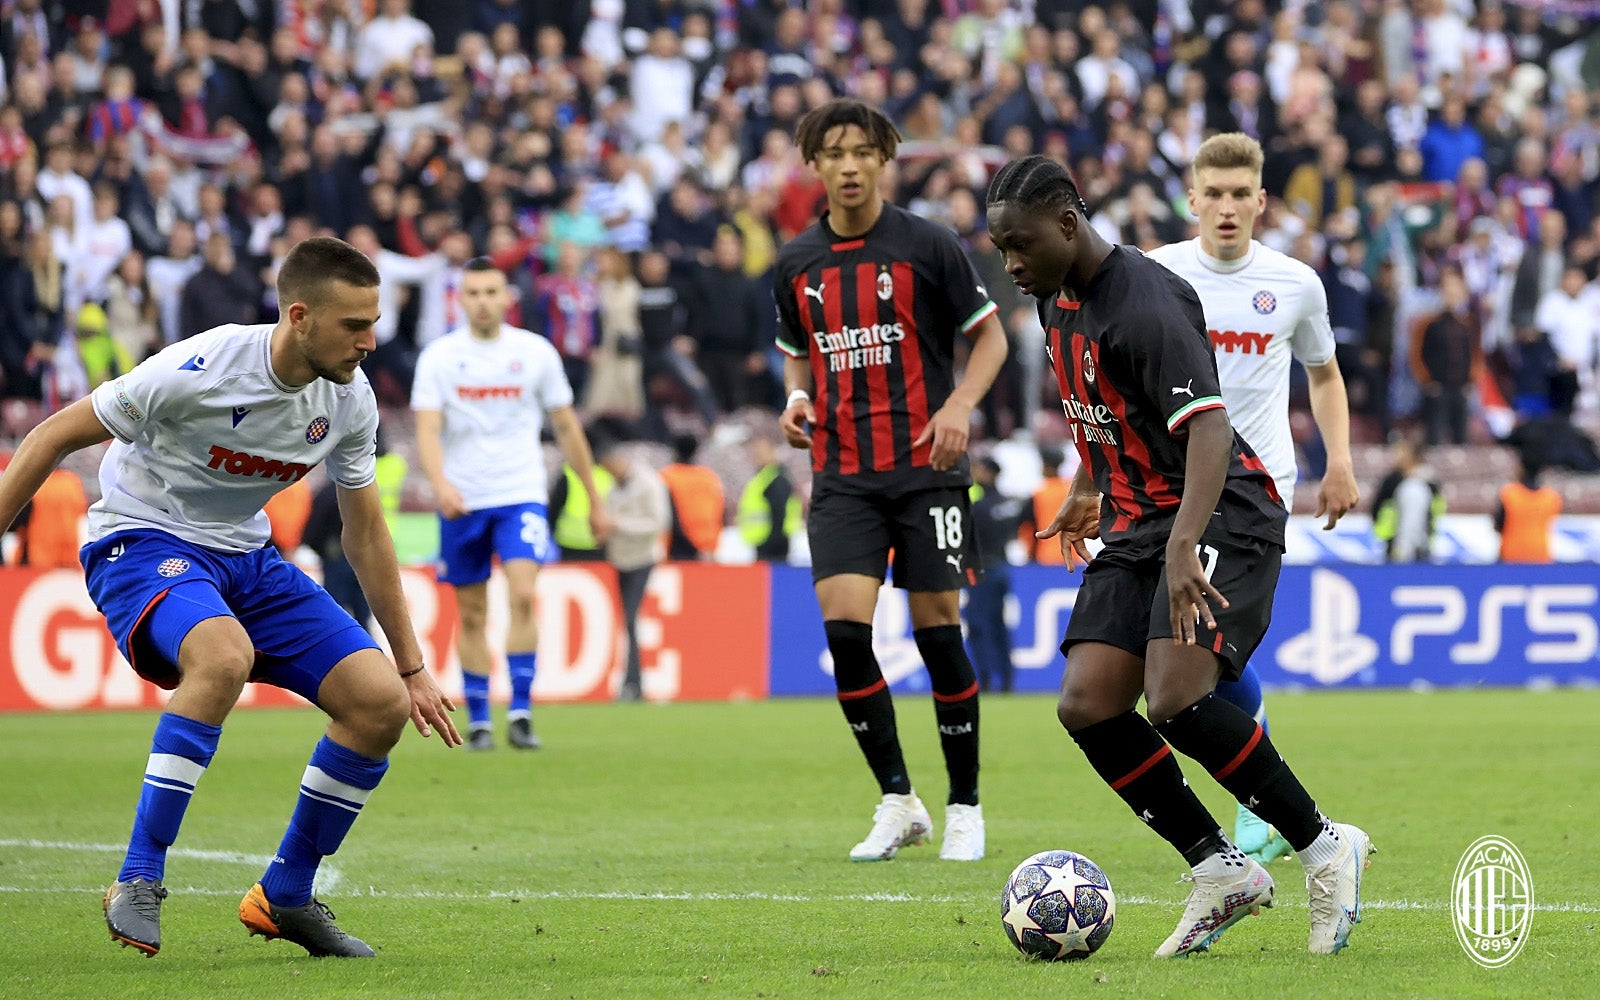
1000, 850, 1116, 960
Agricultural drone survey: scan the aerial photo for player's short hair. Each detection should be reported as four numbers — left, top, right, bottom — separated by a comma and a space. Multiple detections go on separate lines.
985, 155, 1090, 216
277, 237, 380, 309
1191, 133, 1265, 181
463, 256, 501, 274
795, 98, 901, 164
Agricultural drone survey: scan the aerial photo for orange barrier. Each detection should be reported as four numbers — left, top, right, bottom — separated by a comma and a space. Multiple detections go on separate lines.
0, 563, 769, 712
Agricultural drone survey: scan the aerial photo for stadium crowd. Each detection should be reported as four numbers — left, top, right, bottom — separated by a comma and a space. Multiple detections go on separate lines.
0, 0, 1598, 527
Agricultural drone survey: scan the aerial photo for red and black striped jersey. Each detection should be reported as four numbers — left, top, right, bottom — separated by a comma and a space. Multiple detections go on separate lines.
775, 204, 998, 495
1039, 246, 1285, 549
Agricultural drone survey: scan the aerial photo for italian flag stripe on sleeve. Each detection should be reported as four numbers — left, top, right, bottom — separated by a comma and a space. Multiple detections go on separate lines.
960, 301, 999, 334
1167, 396, 1225, 430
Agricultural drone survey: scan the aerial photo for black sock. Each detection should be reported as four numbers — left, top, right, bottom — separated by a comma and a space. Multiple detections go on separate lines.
915, 625, 979, 806
1155, 693, 1323, 850
826, 620, 910, 796
1070, 711, 1225, 865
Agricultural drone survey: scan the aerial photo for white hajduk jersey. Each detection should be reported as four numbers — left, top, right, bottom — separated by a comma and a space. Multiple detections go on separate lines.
1144, 238, 1335, 504
88, 324, 380, 553
410, 324, 574, 510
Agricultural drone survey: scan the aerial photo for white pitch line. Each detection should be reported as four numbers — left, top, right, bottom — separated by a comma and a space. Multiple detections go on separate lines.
0, 838, 342, 894
2, 841, 1592, 913
0, 883, 1593, 913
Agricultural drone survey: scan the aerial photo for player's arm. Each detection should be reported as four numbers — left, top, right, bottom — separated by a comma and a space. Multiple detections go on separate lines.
1167, 408, 1233, 644
1294, 276, 1359, 529
336, 480, 462, 747
412, 408, 466, 520
1036, 461, 1101, 570
779, 354, 815, 449
915, 312, 1008, 471
547, 404, 612, 543
1305, 357, 1360, 529
0, 397, 111, 533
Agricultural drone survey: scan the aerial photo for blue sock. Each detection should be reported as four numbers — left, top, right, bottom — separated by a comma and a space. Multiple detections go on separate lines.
119, 713, 223, 882
463, 670, 491, 730
507, 653, 536, 718
1215, 664, 1270, 736
259, 737, 388, 908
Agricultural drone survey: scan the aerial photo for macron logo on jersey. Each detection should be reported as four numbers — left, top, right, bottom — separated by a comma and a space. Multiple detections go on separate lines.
206, 445, 311, 482
457, 385, 525, 401
179, 354, 207, 371
1210, 329, 1274, 355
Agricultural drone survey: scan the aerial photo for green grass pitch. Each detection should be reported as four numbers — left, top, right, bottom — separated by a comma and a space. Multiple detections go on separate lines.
2, 689, 1597, 998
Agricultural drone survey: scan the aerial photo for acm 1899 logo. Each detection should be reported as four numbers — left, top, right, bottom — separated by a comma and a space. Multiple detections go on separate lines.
1453, 835, 1533, 968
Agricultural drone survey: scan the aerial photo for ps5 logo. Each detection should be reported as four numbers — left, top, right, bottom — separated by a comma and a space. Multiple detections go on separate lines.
1275, 569, 1379, 683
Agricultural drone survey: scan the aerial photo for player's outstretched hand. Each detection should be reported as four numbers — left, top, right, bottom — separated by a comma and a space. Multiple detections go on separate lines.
1315, 465, 1361, 530
436, 482, 469, 520
1038, 492, 1100, 570
779, 398, 814, 450
914, 400, 972, 471
1164, 541, 1230, 646
404, 668, 462, 747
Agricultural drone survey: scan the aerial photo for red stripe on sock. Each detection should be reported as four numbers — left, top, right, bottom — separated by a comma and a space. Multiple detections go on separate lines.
1212, 632, 1224, 653
1213, 724, 1263, 781
837, 678, 887, 701
933, 681, 979, 703
1110, 744, 1171, 790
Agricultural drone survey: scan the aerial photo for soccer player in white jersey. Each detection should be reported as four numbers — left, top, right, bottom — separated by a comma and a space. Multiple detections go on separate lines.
0, 237, 462, 958
1146, 133, 1361, 863
412, 258, 611, 751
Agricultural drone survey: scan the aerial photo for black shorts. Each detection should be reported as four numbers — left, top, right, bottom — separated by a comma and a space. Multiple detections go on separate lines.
1061, 533, 1281, 681
808, 484, 980, 592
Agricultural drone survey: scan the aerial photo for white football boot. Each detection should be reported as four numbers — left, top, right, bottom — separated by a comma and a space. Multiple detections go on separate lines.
1305, 823, 1375, 954
1155, 852, 1275, 957
848, 792, 932, 862
939, 803, 985, 861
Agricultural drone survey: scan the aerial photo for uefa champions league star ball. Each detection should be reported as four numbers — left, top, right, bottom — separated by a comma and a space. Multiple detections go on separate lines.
1000, 850, 1116, 960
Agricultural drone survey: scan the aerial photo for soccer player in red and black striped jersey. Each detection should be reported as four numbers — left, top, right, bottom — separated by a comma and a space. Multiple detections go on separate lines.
775, 99, 1009, 864
986, 155, 1374, 957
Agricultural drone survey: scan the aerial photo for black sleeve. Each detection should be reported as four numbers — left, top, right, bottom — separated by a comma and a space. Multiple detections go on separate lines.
1120, 271, 1225, 434
1370, 470, 1401, 516
302, 482, 342, 557
772, 253, 809, 358
1493, 501, 1506, 534
930, 225, 997, 338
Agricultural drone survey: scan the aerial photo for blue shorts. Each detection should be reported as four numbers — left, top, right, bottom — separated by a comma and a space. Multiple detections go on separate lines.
80, 530, 378, 704
437, 502, 553, 585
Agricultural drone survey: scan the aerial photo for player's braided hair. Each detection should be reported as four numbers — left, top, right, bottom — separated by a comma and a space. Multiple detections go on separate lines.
794, 98, 901, 164
985, 155, 1090, 217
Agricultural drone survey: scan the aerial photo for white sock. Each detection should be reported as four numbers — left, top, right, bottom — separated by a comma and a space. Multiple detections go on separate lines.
1297, 817, 1342, 867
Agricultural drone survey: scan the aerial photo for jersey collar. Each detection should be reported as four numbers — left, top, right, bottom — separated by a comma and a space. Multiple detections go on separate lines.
1193, 238, 1257, 275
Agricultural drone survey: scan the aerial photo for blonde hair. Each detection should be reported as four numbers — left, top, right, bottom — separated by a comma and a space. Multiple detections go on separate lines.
1191, 133, 1265, 182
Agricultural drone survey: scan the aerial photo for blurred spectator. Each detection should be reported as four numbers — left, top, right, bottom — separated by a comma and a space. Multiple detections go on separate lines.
1019, 445, 1070, 566
688, 226, 770, 413
966, 456, 1021, 694
532, 240, 600, 401
589, 245, 645, 421
265, 477, 313, 556
586, 149, 654, 254
355, 0, 435, 82
104, 251, 160, 365
1409, 265, 1482, 446
660, 433, 724, 562
738, 431, 799, 563
179, 231, 261, 340
70, 182, 133, 310
1495, 455, 1561, 564
1420, 94, 1486, 185
14, 467, 87, 568
147, 218, 202, 347
1371, 438, 1443, 563
636, 247, 717, 431
597, 437, 671, 702
303, 477, 371, 632
1535, 263, 1600, 418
